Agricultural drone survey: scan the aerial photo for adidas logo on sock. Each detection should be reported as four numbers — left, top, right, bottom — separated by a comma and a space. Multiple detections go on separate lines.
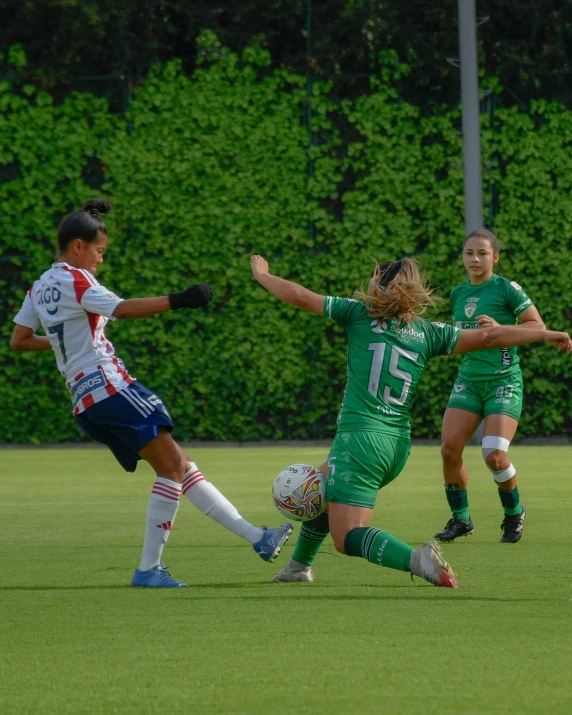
156, 521, 172, 531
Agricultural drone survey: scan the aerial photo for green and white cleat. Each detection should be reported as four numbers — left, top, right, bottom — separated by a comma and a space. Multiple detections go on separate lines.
272, 559, 315, 583
410, 541, 458, 588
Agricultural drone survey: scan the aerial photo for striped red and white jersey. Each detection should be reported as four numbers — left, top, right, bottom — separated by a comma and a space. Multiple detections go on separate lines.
13, 262, 135, 414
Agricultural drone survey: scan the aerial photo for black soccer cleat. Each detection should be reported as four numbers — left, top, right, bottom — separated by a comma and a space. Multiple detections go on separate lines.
434, 517, 474, 542
500, 506, 527, 543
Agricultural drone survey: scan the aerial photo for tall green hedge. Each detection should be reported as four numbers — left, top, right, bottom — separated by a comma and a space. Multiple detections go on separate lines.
1, 36, 571, 443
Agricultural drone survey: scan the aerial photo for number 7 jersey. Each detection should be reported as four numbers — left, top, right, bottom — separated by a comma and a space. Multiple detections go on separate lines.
324, 296, 460, 437
13, 262, 135, 415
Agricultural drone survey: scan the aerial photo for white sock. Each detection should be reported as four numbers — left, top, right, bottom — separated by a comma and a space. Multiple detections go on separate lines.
139, 477, 181, 571
182, 462, 264, 544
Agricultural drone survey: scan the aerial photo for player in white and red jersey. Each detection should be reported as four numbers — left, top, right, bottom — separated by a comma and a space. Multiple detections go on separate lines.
11, 199, 292, 588
14, 259, 137, 415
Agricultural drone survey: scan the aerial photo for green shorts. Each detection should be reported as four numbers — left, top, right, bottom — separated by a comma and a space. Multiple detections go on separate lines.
445, 373, 523, 421
326, 431, 411, 509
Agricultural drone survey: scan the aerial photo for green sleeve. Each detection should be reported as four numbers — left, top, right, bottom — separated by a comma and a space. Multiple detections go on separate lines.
425, 321, 461, 358
323, 296, 364, 329
505, 280, 534, 318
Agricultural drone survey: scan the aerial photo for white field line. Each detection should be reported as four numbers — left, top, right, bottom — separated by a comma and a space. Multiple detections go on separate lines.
0, 500, 144, 507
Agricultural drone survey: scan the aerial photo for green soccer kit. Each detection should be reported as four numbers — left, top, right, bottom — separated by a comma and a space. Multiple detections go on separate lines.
323, 296, 460, 508
446, 274, 534, 420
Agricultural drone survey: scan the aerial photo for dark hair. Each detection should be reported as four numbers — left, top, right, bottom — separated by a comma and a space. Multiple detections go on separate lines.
378, 259, 403, 289
356, 257, 439, 325
463, 228, 501, 253
57, 199, 111, 252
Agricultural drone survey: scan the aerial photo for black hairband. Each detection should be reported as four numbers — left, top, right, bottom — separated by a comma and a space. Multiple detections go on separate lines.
379, 259, 403, 290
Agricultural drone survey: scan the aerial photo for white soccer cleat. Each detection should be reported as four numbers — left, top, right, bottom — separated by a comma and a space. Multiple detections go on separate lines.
272, 559, 315, 583
409, 541, 458, 588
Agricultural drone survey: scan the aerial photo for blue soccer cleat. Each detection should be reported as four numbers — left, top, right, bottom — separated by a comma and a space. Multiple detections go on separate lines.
253, 522, 294, 562
131, 565, 188, 588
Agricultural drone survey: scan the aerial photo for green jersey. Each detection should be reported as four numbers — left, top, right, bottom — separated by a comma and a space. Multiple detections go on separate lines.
451, 274, 534, 381
324, 296, 460, 437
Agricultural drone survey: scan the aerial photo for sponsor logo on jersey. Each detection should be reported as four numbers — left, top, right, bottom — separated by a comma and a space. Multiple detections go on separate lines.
36, 282, 62, 316
454, 383, 466, 392
510, 281, 522, 291
371, 320, 388, 334
431, 322, 446, 328
376, 404, 400, 416
464, 303, 477, 318
71, 369, 105, 404
371, 320, 425, 342
500, 347, 512, 366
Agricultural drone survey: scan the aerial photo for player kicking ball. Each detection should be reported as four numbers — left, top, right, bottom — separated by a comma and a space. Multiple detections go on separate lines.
251, 254, 571, 587
10, 200, 292, 588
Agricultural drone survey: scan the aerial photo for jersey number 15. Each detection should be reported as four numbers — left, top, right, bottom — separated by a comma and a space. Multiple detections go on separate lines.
367, 344, 418, 406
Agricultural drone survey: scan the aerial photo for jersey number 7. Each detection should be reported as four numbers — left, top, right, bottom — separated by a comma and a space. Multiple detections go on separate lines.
48, 322, 68, 364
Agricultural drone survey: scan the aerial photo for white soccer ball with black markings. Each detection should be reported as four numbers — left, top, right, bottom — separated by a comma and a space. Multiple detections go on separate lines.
272, 464, 326, 522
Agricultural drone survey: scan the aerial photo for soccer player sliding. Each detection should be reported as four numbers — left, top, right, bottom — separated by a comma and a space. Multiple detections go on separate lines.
251, 253, 571, 588
436, 229, 544, 544
10, 200, 293, 588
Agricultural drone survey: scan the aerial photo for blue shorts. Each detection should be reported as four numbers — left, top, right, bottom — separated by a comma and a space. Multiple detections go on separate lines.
75, 382, 174, 472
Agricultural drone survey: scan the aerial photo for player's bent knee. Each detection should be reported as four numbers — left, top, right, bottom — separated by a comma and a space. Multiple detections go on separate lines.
484, 450, 506, 472
482, 436, 514, 482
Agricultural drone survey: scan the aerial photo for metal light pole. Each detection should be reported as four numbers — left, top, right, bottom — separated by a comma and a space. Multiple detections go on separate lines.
458, 0, 485, 445
458, 0, 483, 233
306, 0, 316, 242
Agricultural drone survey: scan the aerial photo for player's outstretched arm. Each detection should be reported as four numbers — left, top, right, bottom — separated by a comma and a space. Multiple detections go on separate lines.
113, 284, 213, 319
454, 325, 572, 355
250, 255, 324, 315
10, 325, 52, 351
476, 305, 545, 330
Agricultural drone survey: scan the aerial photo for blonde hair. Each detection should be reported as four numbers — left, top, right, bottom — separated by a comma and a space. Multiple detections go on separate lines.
354, 258, 440, 325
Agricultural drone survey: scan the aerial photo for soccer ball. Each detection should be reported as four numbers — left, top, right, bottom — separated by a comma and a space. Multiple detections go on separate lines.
272, 464, 326, 522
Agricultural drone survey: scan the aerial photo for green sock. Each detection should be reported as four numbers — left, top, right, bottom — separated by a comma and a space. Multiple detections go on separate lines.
445, 483, 470, 521
344, 527, 414, 572
498, 486, 523, 516
291, 512, 329, 566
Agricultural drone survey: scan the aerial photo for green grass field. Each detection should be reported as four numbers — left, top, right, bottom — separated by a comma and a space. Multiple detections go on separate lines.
1, 445, 571, 715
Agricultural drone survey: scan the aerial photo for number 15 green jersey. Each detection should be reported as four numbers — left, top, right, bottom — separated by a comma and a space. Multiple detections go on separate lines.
324, 296, 460, 437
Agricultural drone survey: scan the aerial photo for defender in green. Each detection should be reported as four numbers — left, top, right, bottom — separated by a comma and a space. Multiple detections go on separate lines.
436, 229, 546, 545
251, 253, 570, 587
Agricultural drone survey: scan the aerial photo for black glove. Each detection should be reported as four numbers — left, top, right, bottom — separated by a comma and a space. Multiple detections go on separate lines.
168, 284, 213, 310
